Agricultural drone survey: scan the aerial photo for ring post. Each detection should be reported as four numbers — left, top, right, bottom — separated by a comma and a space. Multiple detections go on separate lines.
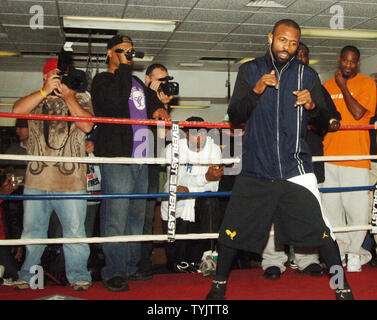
167, 121, 180, 242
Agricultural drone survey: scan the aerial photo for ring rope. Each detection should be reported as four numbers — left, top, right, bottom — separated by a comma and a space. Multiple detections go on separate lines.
0, 186, 374, 201
0, 225, 373, 246
1, 154, 377, 164
312, 155, 377, 162
0, 154, 239, 165
0, 112, 232, 129
1, 112, 376, 131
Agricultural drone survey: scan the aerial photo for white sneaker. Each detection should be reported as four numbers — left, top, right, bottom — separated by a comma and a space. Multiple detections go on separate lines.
289, 259, 298, 269
347, 254, 361, 272
0, 265, 4, 278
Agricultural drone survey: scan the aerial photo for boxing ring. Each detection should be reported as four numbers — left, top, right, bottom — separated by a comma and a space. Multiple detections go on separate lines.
1, 111, 377, 302
0, 112, 377, 246
0, 111, 376, 247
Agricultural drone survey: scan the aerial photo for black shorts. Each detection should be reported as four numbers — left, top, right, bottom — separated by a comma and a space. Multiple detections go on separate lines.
218, 174, 333, 254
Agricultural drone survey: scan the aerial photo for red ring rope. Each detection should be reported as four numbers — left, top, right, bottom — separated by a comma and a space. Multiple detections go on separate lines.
0, 112, 232, 129
0, 112, 375, 130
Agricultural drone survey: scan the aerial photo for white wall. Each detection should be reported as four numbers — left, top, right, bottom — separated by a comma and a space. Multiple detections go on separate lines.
318, 71, 335, 83
0, 71, 44, 126
360, 54, 377, 79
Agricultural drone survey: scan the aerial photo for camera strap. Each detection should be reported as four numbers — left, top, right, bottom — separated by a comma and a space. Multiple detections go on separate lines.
42, 101, 72, 151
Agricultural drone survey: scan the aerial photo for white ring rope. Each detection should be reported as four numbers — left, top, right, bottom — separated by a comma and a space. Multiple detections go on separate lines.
1, 154, 377, 165
0, 154, 239, 165
0, 225, 373, 246
313, 155, 377, 162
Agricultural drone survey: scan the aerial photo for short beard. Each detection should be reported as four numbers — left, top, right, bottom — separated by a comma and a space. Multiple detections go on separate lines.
270, 41, 295, 67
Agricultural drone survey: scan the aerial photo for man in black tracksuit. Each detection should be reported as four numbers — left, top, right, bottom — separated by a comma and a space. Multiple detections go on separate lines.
206, 19, 354, 300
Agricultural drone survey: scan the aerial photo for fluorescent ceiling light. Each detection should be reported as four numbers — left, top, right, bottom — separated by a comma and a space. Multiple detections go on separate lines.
179, 63, 204, 67
22, 54, 56, 59
171, 105, 209, 109
65, 33, 113, 39
63, 16, 177, 32
309, 60, 320, 65
245, 1, 291, 8
73, 56, 107, 61
301, 28, 377, 40
0, 51, 19, 56
74, 55, 154, 62
237, 57, 255, 64
73, 42, 107, 47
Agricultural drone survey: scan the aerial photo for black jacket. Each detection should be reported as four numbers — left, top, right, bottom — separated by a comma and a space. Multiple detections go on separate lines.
228, 52, 329, 180
91, 64, 164, 157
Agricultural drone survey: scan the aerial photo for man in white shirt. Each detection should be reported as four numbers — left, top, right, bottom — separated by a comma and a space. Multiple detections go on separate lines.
161, 117, 224, 273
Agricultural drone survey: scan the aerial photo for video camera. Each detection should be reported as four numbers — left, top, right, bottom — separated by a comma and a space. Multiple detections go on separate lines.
56, 47, 88, 93
158, 76, 179, 96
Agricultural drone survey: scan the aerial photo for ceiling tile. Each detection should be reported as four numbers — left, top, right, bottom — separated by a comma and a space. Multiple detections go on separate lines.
178, 21, 238, 34
259, 0, 337, 14
302, 15, 368, 28
0, 0, 375, 73
58, 2, 125, 18
124, 5, 190, 20
186, 8, 253, 23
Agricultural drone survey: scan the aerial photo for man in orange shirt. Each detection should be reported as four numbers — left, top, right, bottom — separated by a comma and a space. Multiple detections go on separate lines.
322, 46, 377, 272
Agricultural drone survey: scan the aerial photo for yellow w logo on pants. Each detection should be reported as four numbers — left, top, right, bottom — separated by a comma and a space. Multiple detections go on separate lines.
226, 229, 237, 240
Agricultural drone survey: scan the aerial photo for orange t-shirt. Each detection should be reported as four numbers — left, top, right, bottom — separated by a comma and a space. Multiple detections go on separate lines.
323, 73, 377, 168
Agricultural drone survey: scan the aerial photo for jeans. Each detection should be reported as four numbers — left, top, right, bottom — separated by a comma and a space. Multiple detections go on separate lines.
100, 164, 148, 280
18, 188, 91, 285
139, 164, 160, 272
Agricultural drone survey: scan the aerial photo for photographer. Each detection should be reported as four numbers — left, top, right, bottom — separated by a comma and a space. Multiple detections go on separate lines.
91, 35, 170, 292
12, 57, 93, 291
145, 63, 176, 112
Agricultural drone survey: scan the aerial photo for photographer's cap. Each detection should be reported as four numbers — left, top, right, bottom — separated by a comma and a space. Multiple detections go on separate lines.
107, 34, 133, 50
43, 58, 58, 75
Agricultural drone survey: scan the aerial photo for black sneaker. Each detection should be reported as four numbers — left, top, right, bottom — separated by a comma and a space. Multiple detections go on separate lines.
300, 263, 325, 277
174, 262, 200, 273
206, 280, 227, 300
335, 288, 354, 300
370, 256, 377, 267
102, 276, 129, 292
129, 269, 153, 281
264, 266, 281, 280
335, 283, 354, 300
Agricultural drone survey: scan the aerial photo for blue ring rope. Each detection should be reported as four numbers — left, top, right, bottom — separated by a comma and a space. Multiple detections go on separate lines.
0, 186, 374, 200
